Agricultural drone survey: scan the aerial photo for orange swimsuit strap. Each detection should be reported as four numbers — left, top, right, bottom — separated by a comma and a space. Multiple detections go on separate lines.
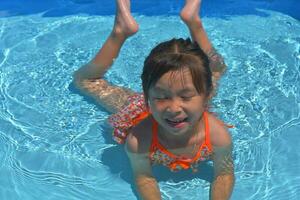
149, 111, 213, 170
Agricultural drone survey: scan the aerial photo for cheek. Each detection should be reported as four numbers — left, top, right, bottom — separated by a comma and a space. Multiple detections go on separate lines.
186, 100, 207, 115
188, 106, 205, 117
149, 100, 164, 113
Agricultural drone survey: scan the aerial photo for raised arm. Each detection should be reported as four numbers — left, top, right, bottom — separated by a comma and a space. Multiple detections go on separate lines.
72, 0, 138, 113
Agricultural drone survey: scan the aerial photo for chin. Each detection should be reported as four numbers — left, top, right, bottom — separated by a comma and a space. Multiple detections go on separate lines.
164, 122, 192, 135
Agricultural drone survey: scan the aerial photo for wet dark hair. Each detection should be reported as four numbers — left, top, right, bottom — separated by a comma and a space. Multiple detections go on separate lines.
141, 38, 212, 105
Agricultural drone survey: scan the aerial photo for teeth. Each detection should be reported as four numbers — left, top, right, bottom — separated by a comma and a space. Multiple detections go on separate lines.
168, 119, 184, 123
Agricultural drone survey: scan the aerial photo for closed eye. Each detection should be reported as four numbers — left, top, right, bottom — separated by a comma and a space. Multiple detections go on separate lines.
154, 96, 169, 100
181, 96, 194, 101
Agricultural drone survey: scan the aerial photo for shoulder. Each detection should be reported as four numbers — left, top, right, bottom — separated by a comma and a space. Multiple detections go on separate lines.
125, 116, 153, 155
124, 117, 154, 177
207, 112, 232, 148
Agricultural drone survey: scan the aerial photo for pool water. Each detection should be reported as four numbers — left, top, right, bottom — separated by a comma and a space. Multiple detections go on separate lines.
0, 0, 300, 199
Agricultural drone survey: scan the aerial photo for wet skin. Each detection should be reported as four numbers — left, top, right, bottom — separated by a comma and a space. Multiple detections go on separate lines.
148, 68, 208, 145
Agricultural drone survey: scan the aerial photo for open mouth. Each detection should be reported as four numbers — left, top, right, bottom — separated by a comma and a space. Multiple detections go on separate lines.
165, 118, 188, 128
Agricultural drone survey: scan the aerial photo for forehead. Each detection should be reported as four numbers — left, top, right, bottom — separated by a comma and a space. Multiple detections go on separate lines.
152, 68, 195, 91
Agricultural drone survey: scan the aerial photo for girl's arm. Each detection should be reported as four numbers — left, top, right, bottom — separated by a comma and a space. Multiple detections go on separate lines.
125, 130, 162, 200
127, 151, 161, 200
210, 144, 235, 200
209, 115, 235, 200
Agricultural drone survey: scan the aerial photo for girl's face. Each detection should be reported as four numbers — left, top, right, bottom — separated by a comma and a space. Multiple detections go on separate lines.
148, 68, 208, 137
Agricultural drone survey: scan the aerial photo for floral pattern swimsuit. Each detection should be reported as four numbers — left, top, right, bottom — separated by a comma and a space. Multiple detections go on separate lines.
108, 49, 228, 171
108, 94, 213, 172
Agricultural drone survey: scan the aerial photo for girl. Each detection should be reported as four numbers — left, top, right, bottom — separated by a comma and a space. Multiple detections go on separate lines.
73, 0, 235, 199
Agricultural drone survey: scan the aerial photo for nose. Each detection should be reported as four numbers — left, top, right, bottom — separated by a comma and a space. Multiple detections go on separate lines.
166, 98, 182, 114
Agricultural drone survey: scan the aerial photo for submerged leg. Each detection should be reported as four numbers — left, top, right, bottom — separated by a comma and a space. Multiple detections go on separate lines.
73, 0, 139, 113
91, 0, 139, 74
180, 0, 227, 96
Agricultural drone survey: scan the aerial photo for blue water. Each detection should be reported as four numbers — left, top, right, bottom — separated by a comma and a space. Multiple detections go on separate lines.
0, 0, 300, 199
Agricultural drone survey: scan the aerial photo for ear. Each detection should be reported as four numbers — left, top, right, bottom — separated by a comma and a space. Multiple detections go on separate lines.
207, 89, 216, 101
203, 96, 211, 110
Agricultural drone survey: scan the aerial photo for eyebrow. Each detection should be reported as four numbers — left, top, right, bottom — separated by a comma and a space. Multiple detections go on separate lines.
152, 86, 166, 92
152, 86, 196, 93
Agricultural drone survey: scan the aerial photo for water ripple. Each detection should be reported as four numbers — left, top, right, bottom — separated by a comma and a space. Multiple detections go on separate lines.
0, 10, 299, 200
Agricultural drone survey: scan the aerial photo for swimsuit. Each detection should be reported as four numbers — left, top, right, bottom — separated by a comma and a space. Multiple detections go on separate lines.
108, 93, 149, 144
108, 94, 213, 172
149, 111, 213, 172
108, 49, 230, 171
